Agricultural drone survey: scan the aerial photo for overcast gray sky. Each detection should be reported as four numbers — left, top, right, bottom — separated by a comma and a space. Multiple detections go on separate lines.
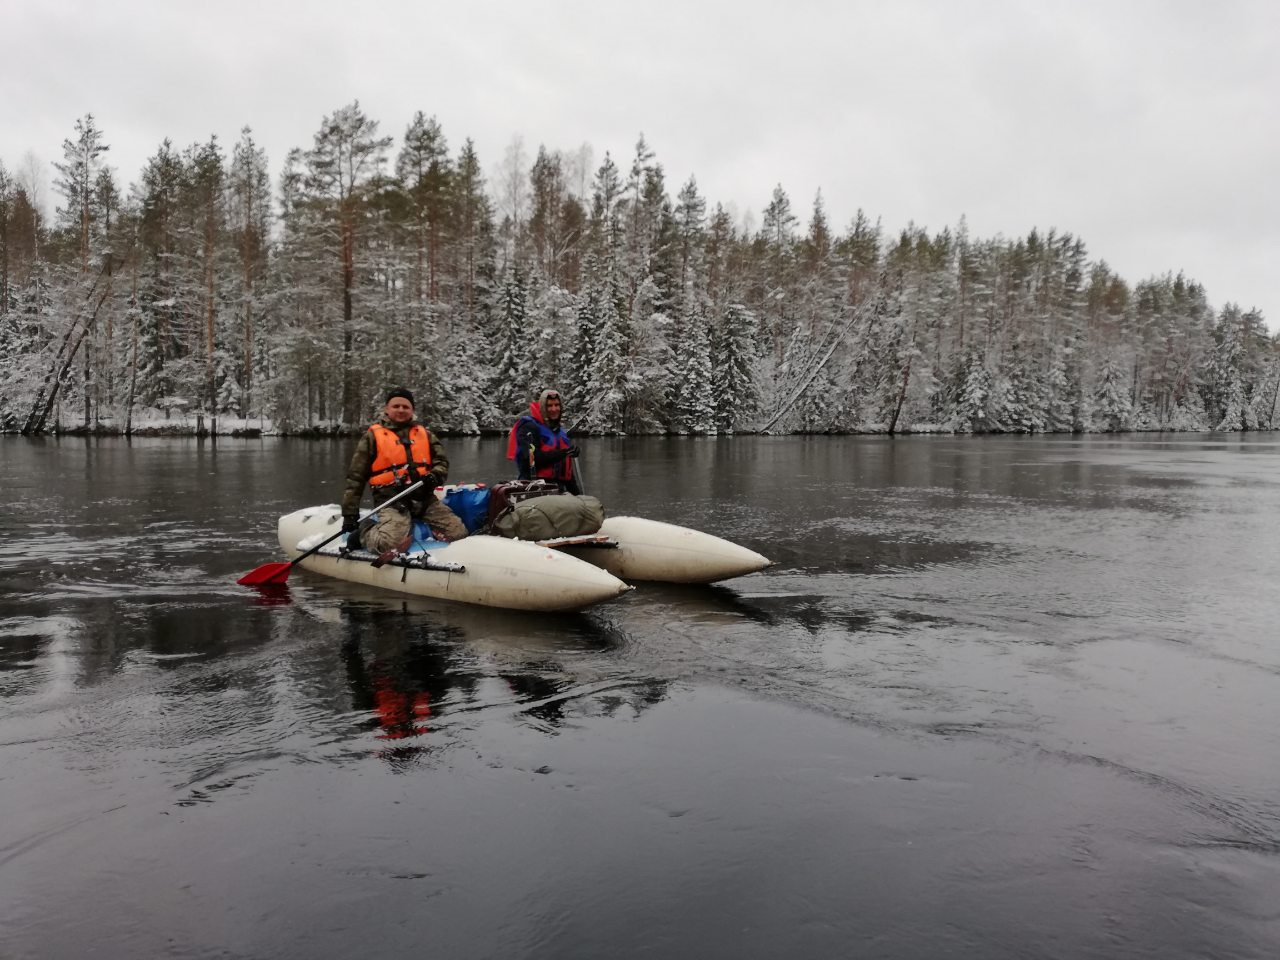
5, 0, 1276, 326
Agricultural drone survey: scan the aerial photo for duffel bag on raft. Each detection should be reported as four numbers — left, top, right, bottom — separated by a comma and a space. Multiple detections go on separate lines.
492, 493, 605, 540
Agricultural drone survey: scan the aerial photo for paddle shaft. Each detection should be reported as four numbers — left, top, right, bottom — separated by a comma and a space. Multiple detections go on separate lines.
238, 480, 424, 585
290, 480, 425, 565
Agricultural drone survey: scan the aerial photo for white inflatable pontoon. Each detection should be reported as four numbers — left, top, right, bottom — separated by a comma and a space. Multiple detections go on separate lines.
556, 515, 773, 584
277, 505, 632, 612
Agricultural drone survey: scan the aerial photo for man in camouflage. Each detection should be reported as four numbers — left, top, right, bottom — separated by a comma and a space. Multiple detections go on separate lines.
341, 387, 468, 552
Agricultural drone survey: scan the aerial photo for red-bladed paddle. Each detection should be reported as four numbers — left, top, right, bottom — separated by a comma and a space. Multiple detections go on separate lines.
237, 480, 426, 586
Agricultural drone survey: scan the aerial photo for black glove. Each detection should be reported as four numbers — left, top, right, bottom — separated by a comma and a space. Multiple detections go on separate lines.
342, 514, 362, 551
567, 445, 580, 459
412, 473, 440, 501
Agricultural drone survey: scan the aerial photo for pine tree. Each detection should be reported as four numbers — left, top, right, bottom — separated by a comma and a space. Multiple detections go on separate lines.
52, 115, 111, 427
90, 165, 128, 413
760, 185, 797, 317
705, 204, 735, 308
450, 138, 496, 328
182, 137, 226, 414
589, 153, 624, 260
227, 128, 272, 417
53, 114, 109, 274
397, 113, 451, 309
301, 102, 393, 423
0, 162, 12, 313
839, 208, 882, 305
674, 176, 706, 312
528, 146, 566, 284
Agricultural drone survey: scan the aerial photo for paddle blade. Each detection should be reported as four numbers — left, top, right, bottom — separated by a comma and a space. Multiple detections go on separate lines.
237, 562, 292, 586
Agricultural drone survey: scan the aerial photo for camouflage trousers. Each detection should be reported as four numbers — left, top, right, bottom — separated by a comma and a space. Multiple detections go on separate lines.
360, 500, 468, 553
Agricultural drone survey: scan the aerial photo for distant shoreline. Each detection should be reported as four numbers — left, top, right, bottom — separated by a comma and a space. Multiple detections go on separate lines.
6, 422, 1276, 439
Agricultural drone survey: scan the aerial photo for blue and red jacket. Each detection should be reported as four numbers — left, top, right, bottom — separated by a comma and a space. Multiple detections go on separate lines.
506, 402, 573, 484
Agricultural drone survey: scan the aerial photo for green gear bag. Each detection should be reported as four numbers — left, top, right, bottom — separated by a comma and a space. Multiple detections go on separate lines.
492, 494, 605, 540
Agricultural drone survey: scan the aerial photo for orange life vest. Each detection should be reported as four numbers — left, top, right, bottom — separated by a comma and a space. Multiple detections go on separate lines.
368, 423, 433, 488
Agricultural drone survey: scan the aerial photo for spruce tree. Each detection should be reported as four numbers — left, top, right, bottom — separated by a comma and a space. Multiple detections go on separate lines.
490, 266, 532, 414
672, 305, 714, 433
711, 302, 759, 433
1094, 357, 1134, 431
954, 346, 994, 432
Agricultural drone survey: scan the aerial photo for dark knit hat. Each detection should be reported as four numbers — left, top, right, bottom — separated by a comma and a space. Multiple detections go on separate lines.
385, 386, 415, 406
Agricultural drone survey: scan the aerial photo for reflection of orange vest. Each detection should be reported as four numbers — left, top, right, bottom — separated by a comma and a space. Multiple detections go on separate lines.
374, 686, 431, 740
368, 423, 433, 487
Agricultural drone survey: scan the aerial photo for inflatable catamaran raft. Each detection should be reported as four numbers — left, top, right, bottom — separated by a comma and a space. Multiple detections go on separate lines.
267, 483, 772, 612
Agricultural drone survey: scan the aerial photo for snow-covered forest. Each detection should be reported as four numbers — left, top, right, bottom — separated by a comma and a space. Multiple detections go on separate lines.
2, 106, 1276, 436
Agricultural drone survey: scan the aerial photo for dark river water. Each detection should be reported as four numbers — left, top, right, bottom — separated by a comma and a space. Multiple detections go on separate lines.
2, 433, 1278, 959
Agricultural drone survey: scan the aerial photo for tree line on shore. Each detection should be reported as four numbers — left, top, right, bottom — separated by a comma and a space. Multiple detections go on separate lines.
2, 105, 1276, 437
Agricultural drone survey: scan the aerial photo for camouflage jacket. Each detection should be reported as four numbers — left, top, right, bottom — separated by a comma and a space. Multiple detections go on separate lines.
341, 416, 450, 519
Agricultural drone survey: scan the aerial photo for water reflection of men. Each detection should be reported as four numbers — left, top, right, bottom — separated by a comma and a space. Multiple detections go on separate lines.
340, 617, 474, 768
337, 602, 670, 766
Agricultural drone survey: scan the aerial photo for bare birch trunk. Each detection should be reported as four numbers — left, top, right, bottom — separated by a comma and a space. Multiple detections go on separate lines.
758, 294, 885, 434
242, 258, 253, 416
206, 238, 216, 414
888, 356, 913, 437
341, 211, 355, 424
124, 259, 138, 437
23, 277, 112, 434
